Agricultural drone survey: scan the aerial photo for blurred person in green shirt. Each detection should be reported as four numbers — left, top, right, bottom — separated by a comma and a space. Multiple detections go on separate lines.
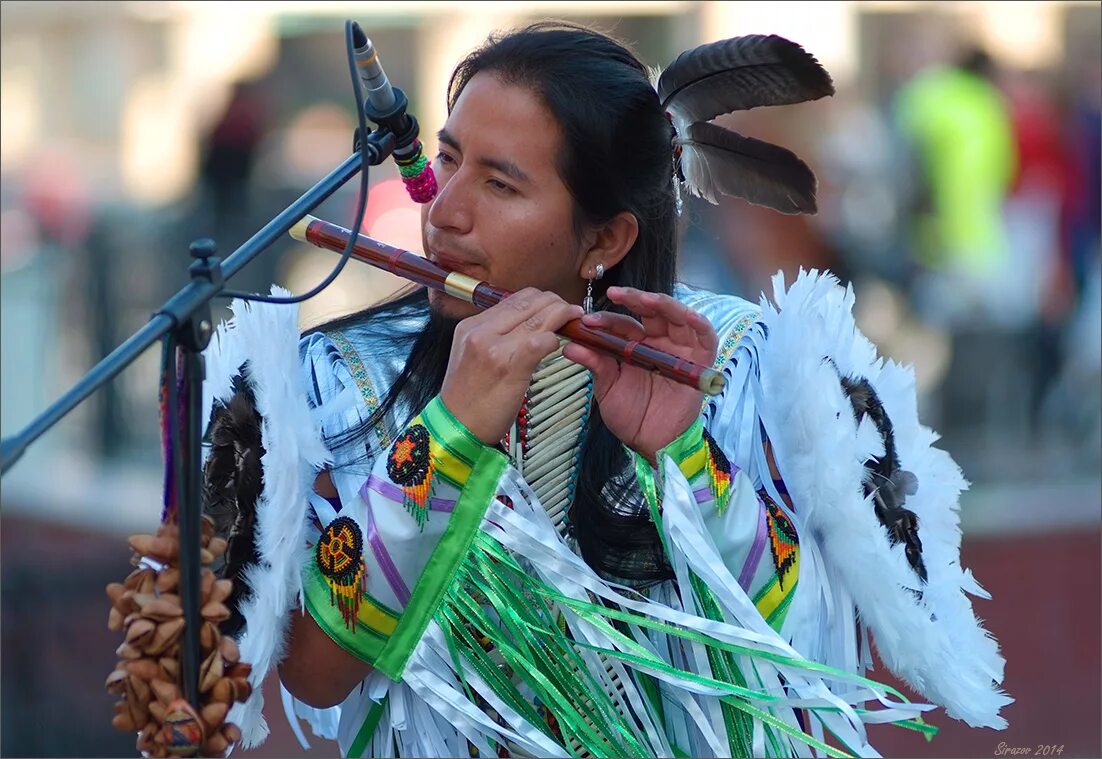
894, 47, 1017, 329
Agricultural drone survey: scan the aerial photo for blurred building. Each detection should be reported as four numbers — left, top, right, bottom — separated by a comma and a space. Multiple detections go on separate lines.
1, 2, 1099, 757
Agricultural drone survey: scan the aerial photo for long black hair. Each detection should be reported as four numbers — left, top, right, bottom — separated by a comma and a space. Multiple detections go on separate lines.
315, 22, 680, 584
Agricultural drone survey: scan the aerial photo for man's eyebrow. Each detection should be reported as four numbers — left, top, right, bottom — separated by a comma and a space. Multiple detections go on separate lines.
436, 128, 531, 185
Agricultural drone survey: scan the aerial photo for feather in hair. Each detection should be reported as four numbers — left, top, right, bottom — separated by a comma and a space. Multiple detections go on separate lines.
658, 34, 834, 129
676, 120, 817, 213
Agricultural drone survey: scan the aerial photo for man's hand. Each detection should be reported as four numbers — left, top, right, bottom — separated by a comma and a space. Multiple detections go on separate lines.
563, 286, 717, 462
441, 288, 585, 445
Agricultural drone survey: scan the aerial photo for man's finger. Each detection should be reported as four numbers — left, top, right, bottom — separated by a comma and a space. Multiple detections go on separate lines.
475, 288, 575, 334
607, 287, 691, 326
579, 310, 647, 342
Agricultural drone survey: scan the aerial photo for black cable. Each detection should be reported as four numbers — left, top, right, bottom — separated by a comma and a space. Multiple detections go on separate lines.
219, 19, 371, 305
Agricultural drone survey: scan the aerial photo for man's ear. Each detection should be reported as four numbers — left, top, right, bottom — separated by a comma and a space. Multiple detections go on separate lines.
579, 211, 638, 279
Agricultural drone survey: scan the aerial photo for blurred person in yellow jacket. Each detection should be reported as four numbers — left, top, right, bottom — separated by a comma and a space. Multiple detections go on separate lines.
894, 46, 1017, 329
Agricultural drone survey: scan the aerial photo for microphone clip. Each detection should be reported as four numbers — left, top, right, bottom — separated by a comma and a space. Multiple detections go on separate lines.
351, 125, 398, 166
361, 85, 420, 158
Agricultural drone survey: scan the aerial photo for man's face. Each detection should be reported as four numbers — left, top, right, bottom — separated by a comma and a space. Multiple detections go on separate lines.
420, 72, 588, 319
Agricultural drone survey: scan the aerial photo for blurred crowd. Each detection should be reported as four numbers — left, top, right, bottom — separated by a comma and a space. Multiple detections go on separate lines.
681, 34, 1101, 482
1, 4, 1099, 486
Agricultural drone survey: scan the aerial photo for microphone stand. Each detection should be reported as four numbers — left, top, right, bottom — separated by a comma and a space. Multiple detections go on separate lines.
0, 113, 403, 715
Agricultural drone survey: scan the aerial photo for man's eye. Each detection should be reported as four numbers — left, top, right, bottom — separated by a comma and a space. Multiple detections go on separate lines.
488, 179, 515, 194
435, 152, 456, 167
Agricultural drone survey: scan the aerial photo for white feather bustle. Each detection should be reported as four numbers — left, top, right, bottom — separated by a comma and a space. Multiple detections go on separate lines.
202, 287, 331, 747
755, 269, 1012, 729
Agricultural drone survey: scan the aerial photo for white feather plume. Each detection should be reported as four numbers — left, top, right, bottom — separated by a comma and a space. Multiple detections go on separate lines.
755, 269, 1012, 728
202, 286, 332, 747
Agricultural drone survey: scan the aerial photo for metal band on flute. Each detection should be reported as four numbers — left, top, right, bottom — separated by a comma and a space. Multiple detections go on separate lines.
289, 214, 727, 396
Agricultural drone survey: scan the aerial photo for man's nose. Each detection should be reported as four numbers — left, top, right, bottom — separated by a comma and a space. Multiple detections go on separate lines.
426, 171, 473, 235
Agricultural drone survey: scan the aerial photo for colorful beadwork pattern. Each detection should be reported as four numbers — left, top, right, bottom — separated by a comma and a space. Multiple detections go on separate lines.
316, 516, 368, 629
703, 428, 733, 513
395, 140, 438, 203
763, 495, 799, 589
329, 330, 392, 448
712, 312, 758, 370
387, 424, 434, 528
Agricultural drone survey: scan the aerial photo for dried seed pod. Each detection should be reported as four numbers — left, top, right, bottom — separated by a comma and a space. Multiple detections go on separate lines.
124, 682, 150, 728
137, 723, 158, 753
116, 641, 143, 660
151, 678, 180, 706
108, 606, 125, 632
148, 700, 166, 724
111, 710, 136, 733
200, 701, 229, 730
211, 580, 234, 605
116, 589, 138, 616
147, 618, 185, 656
141, 599, 184, 622
199, 650, 223, 693
106, 582, 127, 603
155, 567, 180, 593
105, 668, 129, 694
200, 570, 215, 600
201, 731, 229, 757
158, 656, 179, 679
131, 592, 157, 609
218, 635, 239, 665
123, 566, 154, 590
129, 534, 178, 561
210, 677, 233, 705
128, 673, 152, 706
206, 538, 228, 560
138, 571, 157, 595
221, 723, 242, 743
224, 662, 252, 680
126, 617, 157, 646
199, 548, 215, 565
199, 621, 218, 652
126, 658, 164, 681
201, 601, 230, 623
229, 677, 252, 703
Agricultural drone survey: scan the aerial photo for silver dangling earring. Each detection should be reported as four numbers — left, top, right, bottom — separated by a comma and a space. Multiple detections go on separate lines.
583, 263, 604, 313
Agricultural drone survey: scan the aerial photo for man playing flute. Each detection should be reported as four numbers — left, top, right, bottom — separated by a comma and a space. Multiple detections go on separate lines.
198, 22, 1010, 757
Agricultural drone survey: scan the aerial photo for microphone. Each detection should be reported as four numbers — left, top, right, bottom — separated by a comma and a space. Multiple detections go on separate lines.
351, 21, 437, 204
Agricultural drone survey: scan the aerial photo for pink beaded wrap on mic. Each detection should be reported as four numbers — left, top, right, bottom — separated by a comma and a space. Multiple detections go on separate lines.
395, 139, 438, 203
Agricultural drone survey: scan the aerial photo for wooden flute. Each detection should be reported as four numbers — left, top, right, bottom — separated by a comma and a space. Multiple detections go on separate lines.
289, 214, 726, 396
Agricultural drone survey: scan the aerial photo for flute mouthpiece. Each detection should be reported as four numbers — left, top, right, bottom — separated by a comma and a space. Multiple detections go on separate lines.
289, 215, 316, 242
701, 368, 727, 396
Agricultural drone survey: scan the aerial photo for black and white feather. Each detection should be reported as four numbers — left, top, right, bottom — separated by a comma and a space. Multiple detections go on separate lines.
657, 34, 834, 213
676, 121, 818, 212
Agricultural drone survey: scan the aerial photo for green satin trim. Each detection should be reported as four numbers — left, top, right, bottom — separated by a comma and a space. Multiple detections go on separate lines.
348, 694, 389, 757
473, 537, 932, 742
301, 559, 388, 665
373, 442, 507, 680
469, 535, 859, 757
421, 394, 489, 466
690, 573, 756, 757
438, 534, 657, 757
657, 418, 706, 472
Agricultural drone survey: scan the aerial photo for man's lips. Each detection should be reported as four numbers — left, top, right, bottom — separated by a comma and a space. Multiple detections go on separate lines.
428, 250, 478, 275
